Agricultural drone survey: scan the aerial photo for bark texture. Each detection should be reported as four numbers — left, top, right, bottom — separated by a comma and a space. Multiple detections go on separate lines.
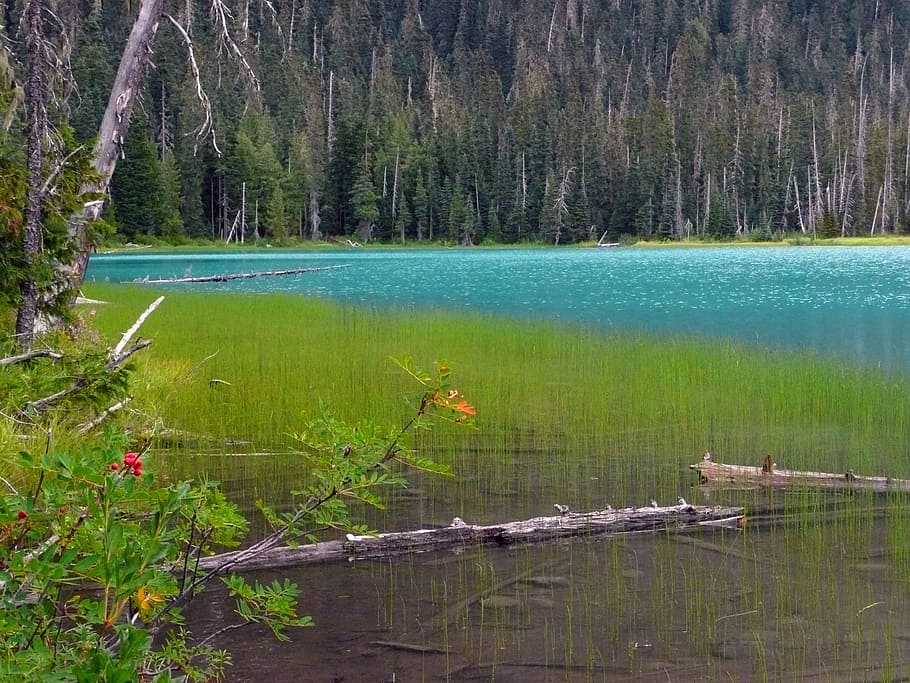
197, 504, 744, 572
57, 0, 168, 303
691, 452, 910, 493
15, 0, 47, 349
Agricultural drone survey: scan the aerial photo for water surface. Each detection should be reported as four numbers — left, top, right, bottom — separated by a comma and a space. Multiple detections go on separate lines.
87, 246, 910, 371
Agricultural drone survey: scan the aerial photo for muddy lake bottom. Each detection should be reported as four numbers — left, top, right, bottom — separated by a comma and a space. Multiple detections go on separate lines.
184, 490, 910, 682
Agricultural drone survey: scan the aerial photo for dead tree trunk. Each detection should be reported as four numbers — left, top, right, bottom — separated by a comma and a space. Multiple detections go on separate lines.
691, 451, 910, 493
197, 503, 744, 572
39, 0, 166, 333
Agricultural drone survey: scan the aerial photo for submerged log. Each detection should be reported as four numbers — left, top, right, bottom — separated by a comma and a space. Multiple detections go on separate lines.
197, 503, 744, 572
136, 263, 351, 284
691, 451, 910, 493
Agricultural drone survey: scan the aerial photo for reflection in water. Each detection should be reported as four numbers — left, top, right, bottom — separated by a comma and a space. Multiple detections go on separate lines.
88, 247, 910, 677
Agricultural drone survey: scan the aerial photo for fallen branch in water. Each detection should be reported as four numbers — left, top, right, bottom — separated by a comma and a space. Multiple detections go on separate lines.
136, 264, 351, 284
691, 451, 910, 493
197, 503, 744, 572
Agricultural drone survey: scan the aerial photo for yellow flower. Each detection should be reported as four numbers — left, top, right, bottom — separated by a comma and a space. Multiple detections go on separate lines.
135, 586, 164, 619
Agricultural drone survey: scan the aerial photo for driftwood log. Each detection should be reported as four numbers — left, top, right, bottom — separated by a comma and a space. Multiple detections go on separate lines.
136, 264, 350, 284
692, 451, 910, 493
197, 503, 744, 572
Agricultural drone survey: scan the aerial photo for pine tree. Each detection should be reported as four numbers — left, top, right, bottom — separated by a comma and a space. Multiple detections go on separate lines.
158, 152, 184, 242
110, 124, 164, 239
351, 158, 379, 242
266, 186, 290, 243
395, 194, 412, 243
412, 173, 429, 241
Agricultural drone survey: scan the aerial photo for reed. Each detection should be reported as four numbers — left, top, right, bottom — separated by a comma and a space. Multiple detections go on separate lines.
83, 283, 910, 475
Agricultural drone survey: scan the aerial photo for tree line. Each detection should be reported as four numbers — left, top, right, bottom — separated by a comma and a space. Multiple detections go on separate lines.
6, 0, 910, 248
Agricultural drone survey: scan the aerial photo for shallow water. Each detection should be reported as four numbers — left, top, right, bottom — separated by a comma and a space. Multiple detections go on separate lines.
89, 247, 910, 680
184, 493, 910, 682
87, 246, 910, 371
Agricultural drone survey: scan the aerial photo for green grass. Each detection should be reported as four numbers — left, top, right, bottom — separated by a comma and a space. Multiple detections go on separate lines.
80, 283, 910, 511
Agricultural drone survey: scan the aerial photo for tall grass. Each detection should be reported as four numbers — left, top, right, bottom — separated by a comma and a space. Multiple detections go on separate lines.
83, 283, 910, 473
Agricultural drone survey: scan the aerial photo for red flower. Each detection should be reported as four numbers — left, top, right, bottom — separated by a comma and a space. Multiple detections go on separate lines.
17, 510, 27, 520
110, 463, 120, 471
122, 452, 139, 467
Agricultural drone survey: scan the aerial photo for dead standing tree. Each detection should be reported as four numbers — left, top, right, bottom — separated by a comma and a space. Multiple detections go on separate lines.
23, 0, 260, 339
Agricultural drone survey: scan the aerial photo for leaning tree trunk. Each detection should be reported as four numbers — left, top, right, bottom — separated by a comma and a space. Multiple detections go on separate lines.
35, 0, 167, 333
15, 0, 47, 350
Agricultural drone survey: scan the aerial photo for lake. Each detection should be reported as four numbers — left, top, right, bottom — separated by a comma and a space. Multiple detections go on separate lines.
87, 245, 910, 372
88, 246, 910, 681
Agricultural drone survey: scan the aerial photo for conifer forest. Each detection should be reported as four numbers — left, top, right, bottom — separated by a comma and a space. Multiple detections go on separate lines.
5, 0, 910, 245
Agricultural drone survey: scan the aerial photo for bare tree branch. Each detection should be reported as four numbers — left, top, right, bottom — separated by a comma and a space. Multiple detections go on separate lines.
77, 398, 132, 434
112, 295, 164, 358
164, 14, 220, 155
0, 348, 63, 367
209, 0, 260, 93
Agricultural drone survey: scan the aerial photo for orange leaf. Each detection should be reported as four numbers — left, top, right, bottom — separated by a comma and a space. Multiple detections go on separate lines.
453, 400, 476, 416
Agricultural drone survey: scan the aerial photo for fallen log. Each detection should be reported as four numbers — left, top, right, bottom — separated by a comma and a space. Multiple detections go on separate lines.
691, 451, 910, 493
197, 503, 744, 572
136, 263, 351, 284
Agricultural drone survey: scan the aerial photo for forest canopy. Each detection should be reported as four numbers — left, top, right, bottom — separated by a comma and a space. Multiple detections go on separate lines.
4, 0, 910, 246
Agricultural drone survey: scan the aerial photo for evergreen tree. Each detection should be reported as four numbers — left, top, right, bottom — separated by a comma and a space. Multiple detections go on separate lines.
412, 173, 429, 240
110, 125, 163, 239
266, 186, 290, 242
351, 157, 379, 241
395, 194, 412, 243
158, 152, 184, 241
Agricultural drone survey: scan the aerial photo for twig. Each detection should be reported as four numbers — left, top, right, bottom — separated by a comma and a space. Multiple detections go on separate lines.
195, 622, 246, 649
370, 640, 452, 654
27, 340, 152, 413
0, 349, 63, 366
77, 398, 132, 434
112, 296, 164, 358
0, 475, 18, 495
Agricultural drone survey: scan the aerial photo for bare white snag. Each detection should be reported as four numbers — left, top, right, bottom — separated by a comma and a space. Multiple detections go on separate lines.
165, 14, 219, 154
112, 296, 165, 359
547, 0, 558, 53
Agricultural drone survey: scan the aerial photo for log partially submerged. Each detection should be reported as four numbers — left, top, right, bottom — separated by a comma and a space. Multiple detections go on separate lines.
691, 451, 910, 493
136, 263, 351, 284
197, 503, 744, 572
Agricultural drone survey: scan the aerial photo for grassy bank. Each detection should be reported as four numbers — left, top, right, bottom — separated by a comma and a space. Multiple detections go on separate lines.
98, 233, 910, 254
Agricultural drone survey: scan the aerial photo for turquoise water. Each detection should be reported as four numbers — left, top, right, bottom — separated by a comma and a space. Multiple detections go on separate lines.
88, 246, 910, 370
